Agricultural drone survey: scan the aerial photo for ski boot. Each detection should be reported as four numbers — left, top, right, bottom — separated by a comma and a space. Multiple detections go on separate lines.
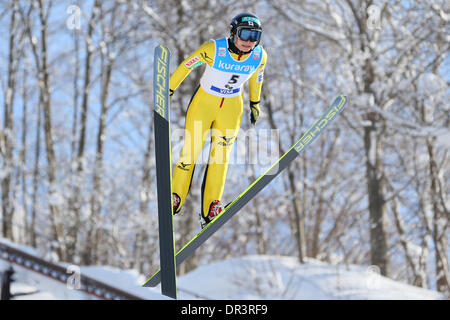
172, 193, 181, 215
200, 200, 224, 228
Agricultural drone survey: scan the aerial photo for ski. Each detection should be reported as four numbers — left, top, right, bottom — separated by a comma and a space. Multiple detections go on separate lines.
143, 95, 348, 288
153, 44, 177, 299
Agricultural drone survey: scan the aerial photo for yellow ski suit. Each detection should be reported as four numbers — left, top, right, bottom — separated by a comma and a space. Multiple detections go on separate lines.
170, 37, 267, 218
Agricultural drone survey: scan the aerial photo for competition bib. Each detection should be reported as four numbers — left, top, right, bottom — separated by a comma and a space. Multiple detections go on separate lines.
200, 38, 263, 98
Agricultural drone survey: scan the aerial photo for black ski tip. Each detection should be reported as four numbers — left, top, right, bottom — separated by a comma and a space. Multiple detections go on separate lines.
143, 273, 161, 287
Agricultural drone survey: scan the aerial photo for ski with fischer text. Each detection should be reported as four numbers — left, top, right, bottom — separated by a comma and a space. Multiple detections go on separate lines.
153, 44, 177, 299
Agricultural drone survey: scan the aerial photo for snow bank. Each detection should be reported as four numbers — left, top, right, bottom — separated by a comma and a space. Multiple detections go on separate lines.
1, 237, 444, 300
0, 237, 167, 300
177, 255, 444, 300
79, 265, 168, 300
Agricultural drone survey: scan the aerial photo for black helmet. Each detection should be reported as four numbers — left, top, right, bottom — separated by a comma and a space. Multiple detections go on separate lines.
229, 12, 262, 47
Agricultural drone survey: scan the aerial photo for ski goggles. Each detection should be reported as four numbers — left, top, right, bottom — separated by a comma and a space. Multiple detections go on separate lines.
237, 27, 262, 42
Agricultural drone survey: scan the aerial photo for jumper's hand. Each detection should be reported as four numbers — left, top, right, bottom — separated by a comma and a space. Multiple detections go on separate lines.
250, 101, 260, 125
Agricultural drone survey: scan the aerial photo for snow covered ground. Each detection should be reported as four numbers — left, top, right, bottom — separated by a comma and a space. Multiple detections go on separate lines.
1, 239, 444, 300
0, 237, 166, 300
177, 255, 444, 300
5, 262, 168, 300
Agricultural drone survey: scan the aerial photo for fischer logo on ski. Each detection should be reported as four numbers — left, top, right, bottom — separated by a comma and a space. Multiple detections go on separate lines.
294, 96, 347, 153
153, 44, 177, 299
154, 45, 170, 119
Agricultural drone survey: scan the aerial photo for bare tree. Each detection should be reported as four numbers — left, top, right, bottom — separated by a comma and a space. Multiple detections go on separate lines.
1, 0, 20, 240
70, 0, 101, 263
19, 0, 66, 258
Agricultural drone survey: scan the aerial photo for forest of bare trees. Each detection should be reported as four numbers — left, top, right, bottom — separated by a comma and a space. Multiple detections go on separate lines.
0, 0, 448, 294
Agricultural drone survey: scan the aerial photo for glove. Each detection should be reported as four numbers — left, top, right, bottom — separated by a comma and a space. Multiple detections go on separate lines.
250, 101, 260, 125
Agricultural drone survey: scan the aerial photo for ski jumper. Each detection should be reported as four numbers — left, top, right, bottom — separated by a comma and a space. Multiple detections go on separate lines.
169, 38, 267, 218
